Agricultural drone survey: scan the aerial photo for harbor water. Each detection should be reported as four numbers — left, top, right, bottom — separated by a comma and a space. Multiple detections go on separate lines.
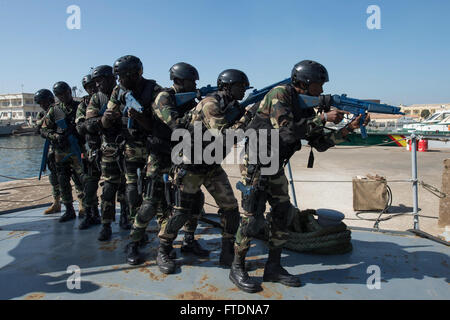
0, 135, 43, 183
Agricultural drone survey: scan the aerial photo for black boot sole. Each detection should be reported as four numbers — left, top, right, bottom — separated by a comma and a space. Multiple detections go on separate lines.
263, 275, 302, 287
157, 258, 176, 274
157, 264, 176, 274
229, 273, 262, 294
127, 257, 142, 265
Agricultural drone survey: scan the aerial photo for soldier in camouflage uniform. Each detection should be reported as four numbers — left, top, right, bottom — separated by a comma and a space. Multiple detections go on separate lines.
100, 56, 162, 241
155, 69, 251, 275
229, 60, 369, 293
84, 65, 129, 239
126, 62, 209, 265
34, 89, 61, 215
40, 81, 85, 222
75, 74, 102, 229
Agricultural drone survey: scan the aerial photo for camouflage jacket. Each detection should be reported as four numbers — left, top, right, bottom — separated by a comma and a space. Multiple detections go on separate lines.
152, 87, 197, 131
176, 91, 245, 167
35, 110, 47, 131
150, 87, 197, 156
75, 95, 92, 125
190, 91, 245, 133
106, 78, 162, 142
250, 84, 346, 160
85, 91, 118, 144
40, 99, 81, 152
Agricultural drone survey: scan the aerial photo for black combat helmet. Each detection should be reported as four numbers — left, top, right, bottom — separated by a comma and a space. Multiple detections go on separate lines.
82, 74, 94, 88
113, 55, 143, 76
52, 81, 71, 95
291, 60, 329, 85
34, 89, 55, 104
217, 69, 249, 89
91, 65, 114, 80
169, 62, 199, 81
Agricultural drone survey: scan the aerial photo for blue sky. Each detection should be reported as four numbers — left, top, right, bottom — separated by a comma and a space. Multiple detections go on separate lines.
0, 0, 448, 105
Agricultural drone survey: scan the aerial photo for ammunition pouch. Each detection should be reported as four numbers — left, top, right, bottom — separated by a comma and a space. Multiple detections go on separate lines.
163, 175, 175, 207
174, 188, 197, 210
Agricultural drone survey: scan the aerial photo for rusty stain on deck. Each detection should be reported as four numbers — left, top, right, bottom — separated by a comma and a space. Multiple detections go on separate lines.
24, 292, 45, 300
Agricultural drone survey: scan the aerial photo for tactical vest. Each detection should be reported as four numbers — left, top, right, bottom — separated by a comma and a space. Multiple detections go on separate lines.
246, 84, 316, 164
98, 92, 122, 144
147, 88, 177, 157
84, 93, 108, 149
185, 92, 245, 169
55, 100, 78, 134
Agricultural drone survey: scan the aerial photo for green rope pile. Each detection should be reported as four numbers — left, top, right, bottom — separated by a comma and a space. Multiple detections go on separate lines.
257, 209, 353, 255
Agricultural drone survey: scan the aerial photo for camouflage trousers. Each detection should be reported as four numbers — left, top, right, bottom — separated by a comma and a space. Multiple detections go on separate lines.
47, 152, 60, 199
130, 153, 202, 242
158, 164, 240, 243
100, 143, 127, 224
54, 150, 84, 205
123, 141, 148, 220
82, 150, 101, 209
235, 167, 295, 254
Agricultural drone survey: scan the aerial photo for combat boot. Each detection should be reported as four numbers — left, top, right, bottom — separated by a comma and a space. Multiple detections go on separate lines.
78, 207, 92, 230
98, 223, 112, 241
44, 197, 61, 215
119, 201, 131, 230
78, 199, 86, 218
181, 232, 209, 257
126, 241, 142, 265
219, 238, 235, 267
90, 206, 101, 225
138, 232, 149, 247
263, 248, 301, 287
157, 241, 176, 274
59, 203, 76, 223
229, 248, 262, 293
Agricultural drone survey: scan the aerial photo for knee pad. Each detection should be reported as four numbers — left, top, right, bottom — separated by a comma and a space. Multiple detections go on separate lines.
165, 208, 191, 235
219, 208, 241, 235
137, 199, 158, 224
144, 178, 164, 200
174, 188, 196, 210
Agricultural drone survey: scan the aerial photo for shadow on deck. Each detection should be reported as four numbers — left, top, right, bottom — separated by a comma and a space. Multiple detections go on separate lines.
0, 206, 448, 300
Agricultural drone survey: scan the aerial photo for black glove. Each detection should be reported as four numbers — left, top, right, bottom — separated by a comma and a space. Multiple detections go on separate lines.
53, 133, 69, 149
85, 117, 102, 134
318, 94, 333, 112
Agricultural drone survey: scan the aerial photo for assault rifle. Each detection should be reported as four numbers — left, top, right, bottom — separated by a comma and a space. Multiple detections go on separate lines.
240, 78, 291, 108
174, 85, 218, 106
54, 107, 82, 163
122, 92, 143, 129
298, 94, 404, 138
38, 139, 50, 180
